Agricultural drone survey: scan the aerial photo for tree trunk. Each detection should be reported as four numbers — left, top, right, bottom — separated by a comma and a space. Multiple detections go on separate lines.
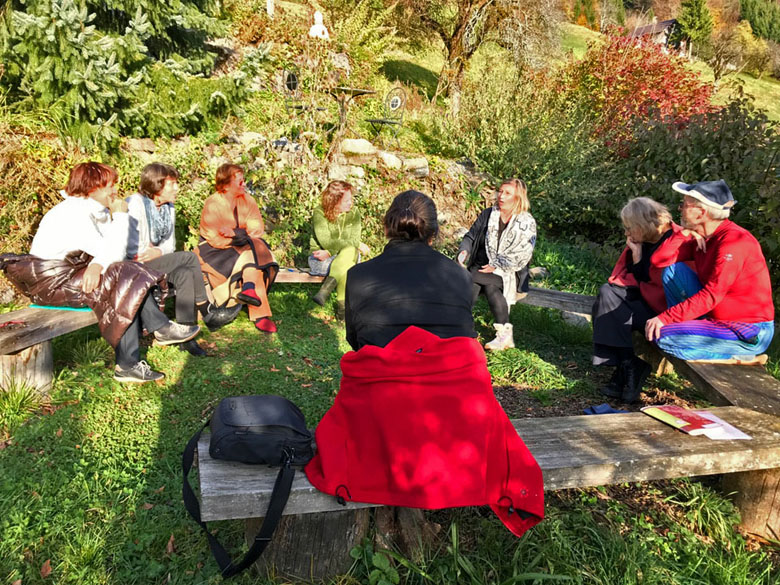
723, 469, 780, 541
0, 341, 53, 395
245, 509, 371, 581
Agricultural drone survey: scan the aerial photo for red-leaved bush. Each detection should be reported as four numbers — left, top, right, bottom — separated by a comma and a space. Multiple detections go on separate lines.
566, 33, 716, 153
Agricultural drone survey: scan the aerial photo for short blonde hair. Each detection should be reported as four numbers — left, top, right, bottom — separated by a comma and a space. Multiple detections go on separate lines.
621, 197, 673, 242
497, 178, 530, 215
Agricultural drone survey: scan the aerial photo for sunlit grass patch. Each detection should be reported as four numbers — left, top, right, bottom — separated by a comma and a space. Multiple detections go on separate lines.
0, 374, 44, 437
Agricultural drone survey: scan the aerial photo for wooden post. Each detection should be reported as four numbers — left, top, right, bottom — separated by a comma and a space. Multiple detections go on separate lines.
723, 469, 780, 540
245, 508, 370, 581
266, 0, 274, 18
0, 341, 53, 395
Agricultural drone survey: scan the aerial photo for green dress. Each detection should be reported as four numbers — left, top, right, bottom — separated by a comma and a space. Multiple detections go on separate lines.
309, 207, 362, 301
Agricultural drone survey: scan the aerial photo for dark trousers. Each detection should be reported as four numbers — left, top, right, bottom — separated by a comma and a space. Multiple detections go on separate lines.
591, 283, 655, 366
115, 294, 170, 368
146, 251, 208, 324
470, 267, 509, 324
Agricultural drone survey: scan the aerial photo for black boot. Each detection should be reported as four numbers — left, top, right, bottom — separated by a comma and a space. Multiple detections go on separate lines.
202, 303, 242, 332
622, 357, 651, 404
599, 363, 625, 399
179, 338, 208, 357
313, 276, 337, 306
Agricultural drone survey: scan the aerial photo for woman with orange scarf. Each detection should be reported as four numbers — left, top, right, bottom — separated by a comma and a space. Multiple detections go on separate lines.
196, 164, 279, 333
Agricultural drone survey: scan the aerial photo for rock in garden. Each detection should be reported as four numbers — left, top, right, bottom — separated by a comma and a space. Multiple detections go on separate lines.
125, 138, 156, 153
377, 150, 402, 170
340, 139, 377, 156
402, 157, 429, 178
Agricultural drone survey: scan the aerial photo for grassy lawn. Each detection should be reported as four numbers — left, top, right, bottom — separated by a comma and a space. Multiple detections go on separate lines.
1, 237, 778, 584
560, 22, 604, 59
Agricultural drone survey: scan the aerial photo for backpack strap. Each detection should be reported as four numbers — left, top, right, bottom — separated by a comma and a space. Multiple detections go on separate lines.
182, 424, 296, 579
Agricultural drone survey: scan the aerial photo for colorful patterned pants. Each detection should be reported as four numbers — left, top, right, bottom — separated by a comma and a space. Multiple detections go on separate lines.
656, 262, 774, 360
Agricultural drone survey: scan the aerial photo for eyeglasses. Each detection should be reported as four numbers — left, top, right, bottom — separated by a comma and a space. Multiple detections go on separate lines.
678, 200, 702, 211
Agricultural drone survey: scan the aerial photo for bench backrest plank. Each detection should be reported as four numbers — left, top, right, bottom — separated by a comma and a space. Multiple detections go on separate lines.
520, 287, 594, 315
0, 308, 97, 355
196, 406, 780, 522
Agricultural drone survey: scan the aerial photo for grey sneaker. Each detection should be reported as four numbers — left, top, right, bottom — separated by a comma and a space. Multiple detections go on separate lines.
153, 322, 200, 346
114, 360, 165, 383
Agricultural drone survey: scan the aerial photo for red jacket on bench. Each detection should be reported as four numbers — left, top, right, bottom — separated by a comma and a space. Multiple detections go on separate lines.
305, 326, 544, 537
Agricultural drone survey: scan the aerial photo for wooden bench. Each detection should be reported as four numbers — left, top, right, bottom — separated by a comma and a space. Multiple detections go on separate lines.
194, 406, 780, 580
0, 307, 97, 392
275, 268, 596, 315
633, 334, 780, 418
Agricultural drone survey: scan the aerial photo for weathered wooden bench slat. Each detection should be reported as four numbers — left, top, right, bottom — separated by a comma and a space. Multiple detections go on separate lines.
0, 307, 97, 355
197, 406, 780, 522
519, 287, 594, 315
634, 334, 780, 417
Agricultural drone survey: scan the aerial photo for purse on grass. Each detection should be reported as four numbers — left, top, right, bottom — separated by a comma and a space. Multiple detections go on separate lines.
182, 395, 314, 578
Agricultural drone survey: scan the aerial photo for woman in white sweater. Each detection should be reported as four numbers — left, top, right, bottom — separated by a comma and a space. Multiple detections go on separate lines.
30, 162, 200, 383
125, 163, 239, 356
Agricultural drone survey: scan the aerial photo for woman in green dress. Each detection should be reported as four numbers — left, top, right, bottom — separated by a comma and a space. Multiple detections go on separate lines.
309, 180, 369, 317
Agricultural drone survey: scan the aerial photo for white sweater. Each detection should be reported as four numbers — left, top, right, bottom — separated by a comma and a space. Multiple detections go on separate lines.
125, 193, 176, 260
30, 195, 129, 272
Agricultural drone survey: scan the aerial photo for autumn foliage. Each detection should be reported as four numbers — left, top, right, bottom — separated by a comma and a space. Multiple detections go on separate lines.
566, 34, 715, 151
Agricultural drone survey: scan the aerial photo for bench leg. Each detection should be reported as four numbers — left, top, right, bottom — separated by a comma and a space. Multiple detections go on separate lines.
723, 468, 780, 540
245, 508, 371, 581
0, 341, 53, 395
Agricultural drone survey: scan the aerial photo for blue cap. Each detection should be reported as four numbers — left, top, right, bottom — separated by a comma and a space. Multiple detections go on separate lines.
672, 179, 736, 210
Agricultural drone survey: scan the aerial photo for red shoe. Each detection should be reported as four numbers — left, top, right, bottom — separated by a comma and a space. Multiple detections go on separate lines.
255, 317, 277, 333
237, 288, 262, 306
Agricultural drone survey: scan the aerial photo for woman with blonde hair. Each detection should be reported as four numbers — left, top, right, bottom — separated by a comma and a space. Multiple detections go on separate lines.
592, 196, 685, 403
309, 180, 369, 318
457, 178, 536, 351
196, 164, 279, 333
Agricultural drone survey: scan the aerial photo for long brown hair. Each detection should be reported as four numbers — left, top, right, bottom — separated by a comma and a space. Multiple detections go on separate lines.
320, 180, 353, 222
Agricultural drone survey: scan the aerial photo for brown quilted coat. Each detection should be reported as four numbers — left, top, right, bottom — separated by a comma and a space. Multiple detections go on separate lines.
0, 252, 168, 348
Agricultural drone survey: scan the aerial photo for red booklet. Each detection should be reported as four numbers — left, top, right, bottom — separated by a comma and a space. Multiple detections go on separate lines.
640, 405, 722, 435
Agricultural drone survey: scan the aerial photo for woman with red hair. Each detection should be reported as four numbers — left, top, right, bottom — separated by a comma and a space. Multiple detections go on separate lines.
195, 164, 279, 333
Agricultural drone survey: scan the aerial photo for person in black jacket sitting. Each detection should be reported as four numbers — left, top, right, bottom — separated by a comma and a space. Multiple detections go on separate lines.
344, 190, 476, 350
457, 179, 536, 351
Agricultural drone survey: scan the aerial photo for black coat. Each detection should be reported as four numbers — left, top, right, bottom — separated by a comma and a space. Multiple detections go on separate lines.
344, 239, 476, 350
458, 208, 531, 294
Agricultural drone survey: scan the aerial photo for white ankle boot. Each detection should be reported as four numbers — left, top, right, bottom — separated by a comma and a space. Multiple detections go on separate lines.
485, 323, 515, 351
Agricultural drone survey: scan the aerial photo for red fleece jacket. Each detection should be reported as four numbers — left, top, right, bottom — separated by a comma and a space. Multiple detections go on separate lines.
305, 326, 544, 538
650, 220, 774, 324
608, 224, 687, 314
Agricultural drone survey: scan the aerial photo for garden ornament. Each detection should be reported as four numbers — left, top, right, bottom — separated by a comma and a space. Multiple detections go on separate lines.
308, 11, 329, 40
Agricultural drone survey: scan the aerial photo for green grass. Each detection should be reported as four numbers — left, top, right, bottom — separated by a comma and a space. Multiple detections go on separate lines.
560, 23, 604, 59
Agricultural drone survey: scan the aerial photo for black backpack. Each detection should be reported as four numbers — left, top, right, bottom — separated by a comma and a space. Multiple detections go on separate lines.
182, 395, 314, 578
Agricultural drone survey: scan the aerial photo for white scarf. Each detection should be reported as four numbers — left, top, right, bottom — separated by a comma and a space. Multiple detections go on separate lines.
485, 208, 536, 307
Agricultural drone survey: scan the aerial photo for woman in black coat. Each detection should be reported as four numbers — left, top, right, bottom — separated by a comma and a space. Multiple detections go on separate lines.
457, 179, 536, 351
344, 190, 476, 350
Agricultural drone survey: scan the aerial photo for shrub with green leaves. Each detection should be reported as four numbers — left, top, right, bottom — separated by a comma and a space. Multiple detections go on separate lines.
0, 0, 265, 148
622, 94, 780, 302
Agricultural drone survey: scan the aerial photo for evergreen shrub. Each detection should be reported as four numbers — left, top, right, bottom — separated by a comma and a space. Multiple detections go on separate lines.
0, 0, 266, 148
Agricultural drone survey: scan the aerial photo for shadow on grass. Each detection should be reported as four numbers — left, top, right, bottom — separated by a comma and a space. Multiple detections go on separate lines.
0, 286, 344, 584
380, 60, 439, 100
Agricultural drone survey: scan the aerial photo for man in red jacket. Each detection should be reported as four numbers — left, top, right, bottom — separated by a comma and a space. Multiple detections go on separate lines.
644, 179, 774, 363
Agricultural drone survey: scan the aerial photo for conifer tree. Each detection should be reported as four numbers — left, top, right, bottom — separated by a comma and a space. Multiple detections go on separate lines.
740, 0, 780, 44
0, 0, 240, 147
675, 0, 714, 47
